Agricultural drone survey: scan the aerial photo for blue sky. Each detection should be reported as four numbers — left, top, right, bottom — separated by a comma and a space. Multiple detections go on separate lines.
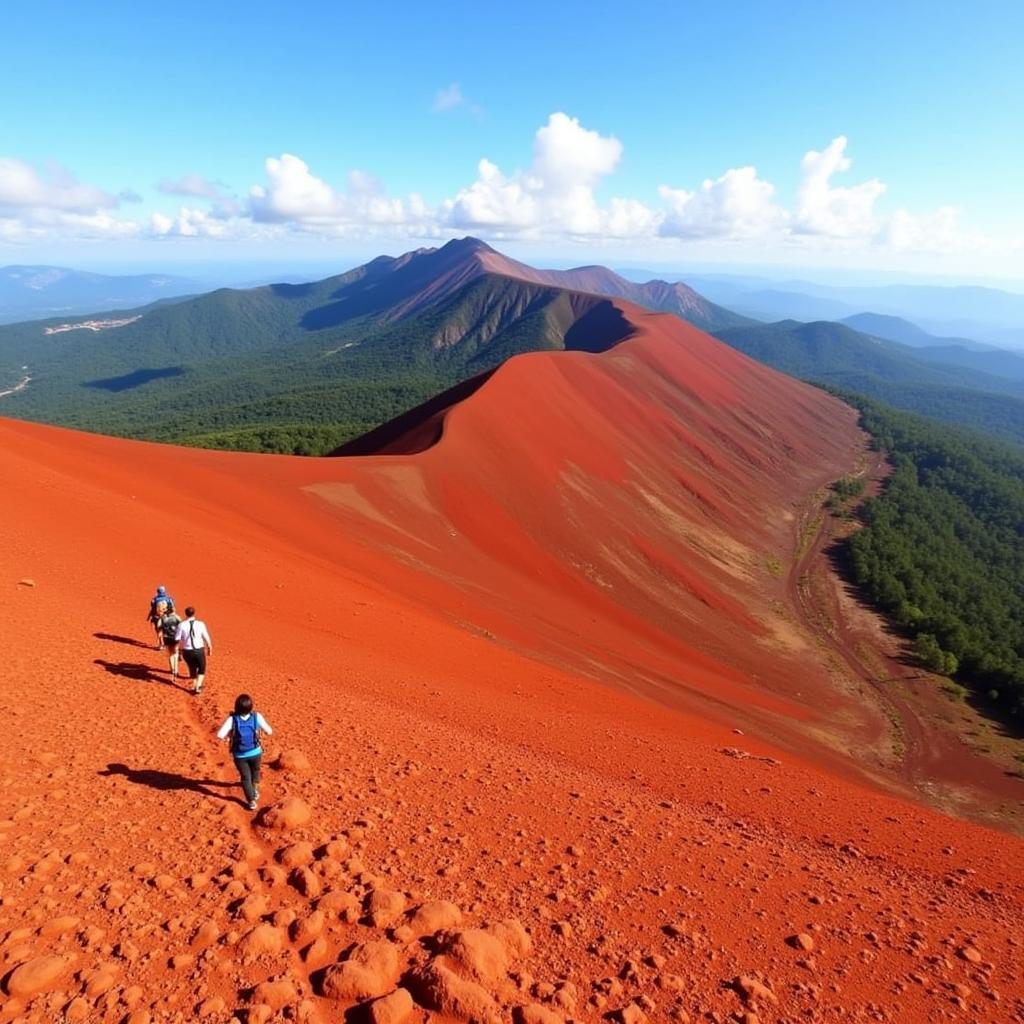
1, 0, 1021, 279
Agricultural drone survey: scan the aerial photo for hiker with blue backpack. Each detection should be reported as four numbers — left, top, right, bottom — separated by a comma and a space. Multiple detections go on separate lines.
216, 694, 273, 811
145, 585, 175, 648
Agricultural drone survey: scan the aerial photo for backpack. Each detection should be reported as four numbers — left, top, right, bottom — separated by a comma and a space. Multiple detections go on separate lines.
231, 713, 260, 755
160, 613, 181, 643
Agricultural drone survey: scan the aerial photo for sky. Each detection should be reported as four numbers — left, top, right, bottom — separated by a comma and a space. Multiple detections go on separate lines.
1, 0, 1022, 281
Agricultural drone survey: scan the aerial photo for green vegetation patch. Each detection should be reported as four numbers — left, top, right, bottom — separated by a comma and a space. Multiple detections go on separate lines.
836, 391, 1024, 715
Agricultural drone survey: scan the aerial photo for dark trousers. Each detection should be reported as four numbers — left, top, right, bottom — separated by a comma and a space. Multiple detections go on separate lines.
234, 754, 262, 802
182, 648, 207, 678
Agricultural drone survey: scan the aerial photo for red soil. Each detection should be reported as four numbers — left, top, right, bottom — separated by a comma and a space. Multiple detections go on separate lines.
1, 304, 1022, 1023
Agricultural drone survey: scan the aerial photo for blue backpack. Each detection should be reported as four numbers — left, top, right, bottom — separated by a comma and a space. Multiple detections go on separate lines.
231, 713, 260, 755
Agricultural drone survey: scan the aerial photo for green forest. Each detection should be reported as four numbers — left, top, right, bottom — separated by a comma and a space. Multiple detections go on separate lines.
835, 391, 1024, 715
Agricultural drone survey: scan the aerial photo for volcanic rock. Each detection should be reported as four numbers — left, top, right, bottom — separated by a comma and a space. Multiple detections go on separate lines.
321, 940, 401, 1001
277, 841, 315, 868
367, 986, 415, 1024
406, 899, 464, 937
261, 796, 311, 830
240, 923, 285, 961
275, 749, 311, 773
410, 960, 501, 1024
442, 927, 513, 983
366, 887, 407, 927
253, 978, 298, 1011
291, 909, 326, 946
5, 954, 73, 996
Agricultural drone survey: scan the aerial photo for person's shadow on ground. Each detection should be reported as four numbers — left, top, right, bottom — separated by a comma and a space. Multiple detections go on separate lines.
99, 763, 243, 805
94, 632, 152, 648
93, 659, 190, 691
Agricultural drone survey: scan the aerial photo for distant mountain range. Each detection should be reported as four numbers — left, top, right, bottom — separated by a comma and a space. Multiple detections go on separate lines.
0, 265, 201, 323
0, 238, 745, 453
839, 313, 1024, 381
3, 237, 1023, 454
679, 272, 1024, 349
713, 319, 1024, 445
839, 312, 987, 349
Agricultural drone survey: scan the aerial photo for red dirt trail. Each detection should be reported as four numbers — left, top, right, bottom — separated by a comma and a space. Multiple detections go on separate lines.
1, 305, 1022, 1023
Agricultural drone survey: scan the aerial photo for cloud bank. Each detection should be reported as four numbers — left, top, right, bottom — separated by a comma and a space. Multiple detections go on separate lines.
0, 116, 986, 261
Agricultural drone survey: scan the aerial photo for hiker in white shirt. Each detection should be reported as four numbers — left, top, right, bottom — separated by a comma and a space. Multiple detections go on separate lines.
175, 606, 212, 696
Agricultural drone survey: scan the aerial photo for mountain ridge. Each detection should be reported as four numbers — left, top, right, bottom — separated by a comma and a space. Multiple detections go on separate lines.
0, 239, 735, 452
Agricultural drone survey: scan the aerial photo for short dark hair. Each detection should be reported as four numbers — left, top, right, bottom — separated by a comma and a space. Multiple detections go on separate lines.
234, 693, 253, 715
184, 606, 196, 617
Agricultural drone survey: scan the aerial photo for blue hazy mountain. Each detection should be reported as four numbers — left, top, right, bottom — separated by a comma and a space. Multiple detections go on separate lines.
0, 265, 201, 323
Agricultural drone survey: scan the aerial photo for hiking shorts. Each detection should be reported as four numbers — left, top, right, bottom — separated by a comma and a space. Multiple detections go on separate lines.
182, 648, 207, 677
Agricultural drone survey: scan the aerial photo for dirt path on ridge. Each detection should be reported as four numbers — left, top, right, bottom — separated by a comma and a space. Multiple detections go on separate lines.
788, 446, 1024, 831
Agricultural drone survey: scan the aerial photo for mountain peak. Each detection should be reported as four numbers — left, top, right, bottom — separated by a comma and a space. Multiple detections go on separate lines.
437, 236, 497, 257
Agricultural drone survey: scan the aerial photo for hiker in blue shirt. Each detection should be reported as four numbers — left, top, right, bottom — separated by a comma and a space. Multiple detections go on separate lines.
216, 694, 273, 811
145, 585, 175, 648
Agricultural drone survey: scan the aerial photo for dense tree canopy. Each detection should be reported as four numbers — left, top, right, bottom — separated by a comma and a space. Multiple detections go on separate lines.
834, 391, 1024, 713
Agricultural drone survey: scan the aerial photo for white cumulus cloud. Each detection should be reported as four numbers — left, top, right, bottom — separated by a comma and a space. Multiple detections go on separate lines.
151, 206, 236, 238
440, 112, 656, 238
0, 157, 140, 241
0, 125, 998, 266
249, 154, 338, 223
443, 158, 538, 231
248, 153, 428, 234
0, 157, 119, 213
878, 205, 960, 251
794, 136, 886, 238
658, 166, 786, 239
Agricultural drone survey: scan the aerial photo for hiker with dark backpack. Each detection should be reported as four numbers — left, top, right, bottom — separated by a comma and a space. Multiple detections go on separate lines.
216, 694, 273, 811
157, 604, 183, 679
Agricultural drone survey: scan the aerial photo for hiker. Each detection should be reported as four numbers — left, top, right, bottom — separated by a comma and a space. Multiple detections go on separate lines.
216, 693, 272, 811
157, 603, 184, 679
145, 585, 175, 648
175, 606, 212, 695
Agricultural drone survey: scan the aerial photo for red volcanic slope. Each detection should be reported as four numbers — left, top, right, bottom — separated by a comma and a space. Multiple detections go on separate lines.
1, 305, 1022, 1022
